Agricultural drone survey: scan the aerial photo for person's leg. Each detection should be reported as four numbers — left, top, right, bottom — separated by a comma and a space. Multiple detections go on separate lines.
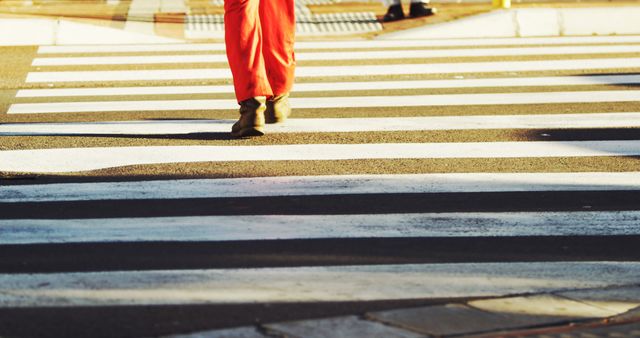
259, 0, 295, 97
224, 0, 273, 102
259, 0, 296, 123
225, 0, 271, 137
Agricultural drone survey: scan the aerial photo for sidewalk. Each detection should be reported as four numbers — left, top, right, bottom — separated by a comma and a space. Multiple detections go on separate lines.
167, 284, 640, 337
379, 2, 640, 39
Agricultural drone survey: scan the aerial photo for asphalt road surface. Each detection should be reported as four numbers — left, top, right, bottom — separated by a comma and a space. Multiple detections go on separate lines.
1, 35, 640, 338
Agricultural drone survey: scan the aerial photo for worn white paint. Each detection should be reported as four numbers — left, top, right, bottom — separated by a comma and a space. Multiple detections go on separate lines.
24, 58, 640, 83
16, 85, 237, 98
3, 113, 640, 136
35, 35, 640, 54
26, 68, 230, 83
9, 91, 640, 114
0, 142, 638, 173
2, 211, 640, 244
16, 75, 640, 98
33, 54, 231, 66
1, 142, 639, 173
2, 172, 640, 202
1, 262, 639, 307
31, 45, 640, 66
468, 294, 621, 318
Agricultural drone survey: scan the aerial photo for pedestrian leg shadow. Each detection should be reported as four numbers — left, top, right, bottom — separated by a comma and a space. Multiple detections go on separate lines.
90, 132, 237, 141
525, 128, 640, 142
0, 119, 239, 141
1, 132, 237, 141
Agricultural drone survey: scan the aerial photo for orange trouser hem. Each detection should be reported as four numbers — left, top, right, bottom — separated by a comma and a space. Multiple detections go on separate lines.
224, 0, 296, 102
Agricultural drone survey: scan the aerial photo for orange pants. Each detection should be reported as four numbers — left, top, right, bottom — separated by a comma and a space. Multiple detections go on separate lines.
224, 0, 296, 102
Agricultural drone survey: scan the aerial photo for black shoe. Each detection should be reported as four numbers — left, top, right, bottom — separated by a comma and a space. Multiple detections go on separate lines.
383, 4, 405, 22
409, 2, 436, 18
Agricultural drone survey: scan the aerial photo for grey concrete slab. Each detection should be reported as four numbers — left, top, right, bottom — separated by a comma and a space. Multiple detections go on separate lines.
165, 326, 267, 338
368, 303, 529, 336
264, 316, 423, 338
557, 285, 640, 315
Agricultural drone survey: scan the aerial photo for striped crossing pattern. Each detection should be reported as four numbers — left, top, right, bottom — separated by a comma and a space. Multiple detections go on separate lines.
1, 35, 640, 337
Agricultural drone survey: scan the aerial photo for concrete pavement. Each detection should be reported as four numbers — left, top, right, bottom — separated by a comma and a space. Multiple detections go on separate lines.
168, 284, 640, 337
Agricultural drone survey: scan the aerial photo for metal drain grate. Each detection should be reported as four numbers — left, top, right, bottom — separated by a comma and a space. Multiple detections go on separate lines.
297, 12, 382, 35
185, 12, 381, 38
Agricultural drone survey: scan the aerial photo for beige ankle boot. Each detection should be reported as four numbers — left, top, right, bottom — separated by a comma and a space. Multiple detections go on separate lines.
231, 97, 266, 137
265, 93, 291, 124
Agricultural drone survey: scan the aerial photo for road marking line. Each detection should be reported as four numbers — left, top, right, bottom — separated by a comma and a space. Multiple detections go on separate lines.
1, 262, 639, 307
24, 58, 640, 83
1, 142, 639, 172
3, 171, 640, 201
15, 75, 640, 98
9, 91, 640, 114
31, 45, 640, 66
2, 211, 640, 244
35, 35, 640, 54
3, 113, 640, 135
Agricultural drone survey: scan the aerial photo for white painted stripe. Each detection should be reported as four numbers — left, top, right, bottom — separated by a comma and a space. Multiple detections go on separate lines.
2, 113, 640, 135
16, 75, 640, 98
36, 35, 640, 54
2, 211, 640, 244
37, 44, 228, 54
16, 85, 236, 98
31, 45, 640, 66
26, 68, 230, 83
33, 54, 230, 66
1, 262, 639, 307
24, 58, 640, 83
9, 91, 640, 114
0, 142, 639, 173
2, 172, 640, 201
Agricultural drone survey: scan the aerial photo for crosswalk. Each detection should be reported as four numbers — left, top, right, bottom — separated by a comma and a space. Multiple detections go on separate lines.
1, 34, 640, 336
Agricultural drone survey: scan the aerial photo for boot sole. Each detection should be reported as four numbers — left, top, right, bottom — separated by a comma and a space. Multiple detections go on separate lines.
265, 116, 287, 124
231, 126, 265, 138
410, 7, 437, 17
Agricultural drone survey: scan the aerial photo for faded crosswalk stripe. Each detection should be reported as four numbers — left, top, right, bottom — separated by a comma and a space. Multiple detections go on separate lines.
23, 58, 640, 82
8, 91, 640, 114
15, 75, 640, 97
3, 112, 640, 135
2, 141, 640, 172
30, 45, 640, 65
2, 262, 640, 307
34, 35, 640, 54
